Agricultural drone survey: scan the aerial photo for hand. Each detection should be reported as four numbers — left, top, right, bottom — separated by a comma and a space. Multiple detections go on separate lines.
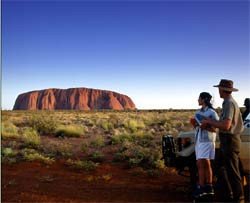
201, 118, 211, 126
190, 118, 197, 127
201, 118, 216, 132
201, 124, 216, 132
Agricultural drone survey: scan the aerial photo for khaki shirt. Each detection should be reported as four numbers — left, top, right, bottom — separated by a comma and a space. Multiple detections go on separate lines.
220, 95, 244, 134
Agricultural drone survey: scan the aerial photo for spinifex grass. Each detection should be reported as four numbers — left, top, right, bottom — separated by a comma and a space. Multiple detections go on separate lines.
2, 110, 195, 170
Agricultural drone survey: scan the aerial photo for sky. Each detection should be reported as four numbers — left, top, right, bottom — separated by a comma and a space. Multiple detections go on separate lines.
2, 0, 250, 110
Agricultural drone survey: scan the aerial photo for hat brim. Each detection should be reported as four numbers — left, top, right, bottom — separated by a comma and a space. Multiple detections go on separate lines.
213, 85, 238, 92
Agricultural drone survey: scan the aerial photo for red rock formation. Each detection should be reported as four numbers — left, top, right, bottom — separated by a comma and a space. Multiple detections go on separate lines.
13, 88, 136, 110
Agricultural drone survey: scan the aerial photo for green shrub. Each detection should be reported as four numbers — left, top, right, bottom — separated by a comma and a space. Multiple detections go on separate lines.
113, 152, 126, 162
28, 114, 58, 135
66, 159, 98, 171
81, 143, 89, 153
118, 144, 161, 169
21, 127, 41, 148
100, 120, 114, 132
22, 148, 54, 164
2, 147, 15, 157
134, 134, 154, 147
111, 133, 134, 145
1, 147, 18, 164
163, 122, 172, 131
108, 114, 122, 128
90, 135, 105, 148
125, 146, 146, 167
40, 141, 73, 158
1, 122, 19, 139
55, 125, 85, 137
123, 119, 145, 133
154, 159, 165, 169
89, 151, 104, 162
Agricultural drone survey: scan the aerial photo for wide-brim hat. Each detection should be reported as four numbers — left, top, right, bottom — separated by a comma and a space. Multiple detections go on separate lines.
213, 79, 238, 92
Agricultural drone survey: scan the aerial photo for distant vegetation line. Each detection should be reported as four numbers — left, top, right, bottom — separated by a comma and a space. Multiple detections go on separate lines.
2, 109, 199, 113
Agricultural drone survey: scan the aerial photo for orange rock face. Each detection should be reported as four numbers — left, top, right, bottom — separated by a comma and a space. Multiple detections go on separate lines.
13, 88, 136, 110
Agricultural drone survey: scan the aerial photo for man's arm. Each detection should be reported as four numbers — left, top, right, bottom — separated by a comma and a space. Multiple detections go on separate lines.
201, 118, 231, 131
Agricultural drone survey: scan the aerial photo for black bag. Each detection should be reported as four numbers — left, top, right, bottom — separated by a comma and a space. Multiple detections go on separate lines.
162, 135, 176, 167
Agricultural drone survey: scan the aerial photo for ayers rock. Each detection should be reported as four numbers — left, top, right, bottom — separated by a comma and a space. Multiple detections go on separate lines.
13, 88, 136, 110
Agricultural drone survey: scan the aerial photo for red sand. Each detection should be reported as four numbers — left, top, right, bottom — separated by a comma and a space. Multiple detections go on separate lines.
2, 161, 192, 202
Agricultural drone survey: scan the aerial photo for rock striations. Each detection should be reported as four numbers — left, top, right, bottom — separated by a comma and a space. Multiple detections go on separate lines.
13, 88, 136, 110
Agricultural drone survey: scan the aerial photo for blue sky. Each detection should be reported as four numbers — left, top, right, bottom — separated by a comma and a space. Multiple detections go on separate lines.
2, 0, 250, 109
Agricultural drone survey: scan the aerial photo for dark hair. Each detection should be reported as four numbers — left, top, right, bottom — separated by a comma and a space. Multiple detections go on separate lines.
199, 92, 214, 109
244, 98, 250, 109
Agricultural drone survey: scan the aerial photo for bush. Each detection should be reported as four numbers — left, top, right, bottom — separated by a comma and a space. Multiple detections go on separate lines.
117, 143, 162, 169
123, 119, 145, 133
22, 148, 54, 164
81, 143, 89, 153
21, 127, 41, 148
108, 113, 122, 128
39, 140, 73, 158
1, 121, 19, 139
155, 159, 165, 170
89, 151, 104, 162
55, 125, 85, 137
100, 120, 114, 132
90, 135, 105, 148
65, 159, 98, 171
1, 147, 18, 164
2, 147, 15, 157
111, 133, 134, 145
113, 152, 126, 162
28, 114, 58, 135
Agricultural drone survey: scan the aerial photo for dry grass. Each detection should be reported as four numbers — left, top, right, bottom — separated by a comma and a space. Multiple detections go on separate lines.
1, 110, 195, 169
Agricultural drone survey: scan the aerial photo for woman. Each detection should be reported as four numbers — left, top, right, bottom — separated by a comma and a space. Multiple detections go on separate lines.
190, 92, 219, 198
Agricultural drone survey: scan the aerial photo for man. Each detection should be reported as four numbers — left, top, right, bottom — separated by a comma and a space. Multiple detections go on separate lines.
201, 79, 244, 202
242, 98, 250, 121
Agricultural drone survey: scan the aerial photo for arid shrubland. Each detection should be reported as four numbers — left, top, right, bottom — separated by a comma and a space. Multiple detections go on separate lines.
2, 110, 195, 170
